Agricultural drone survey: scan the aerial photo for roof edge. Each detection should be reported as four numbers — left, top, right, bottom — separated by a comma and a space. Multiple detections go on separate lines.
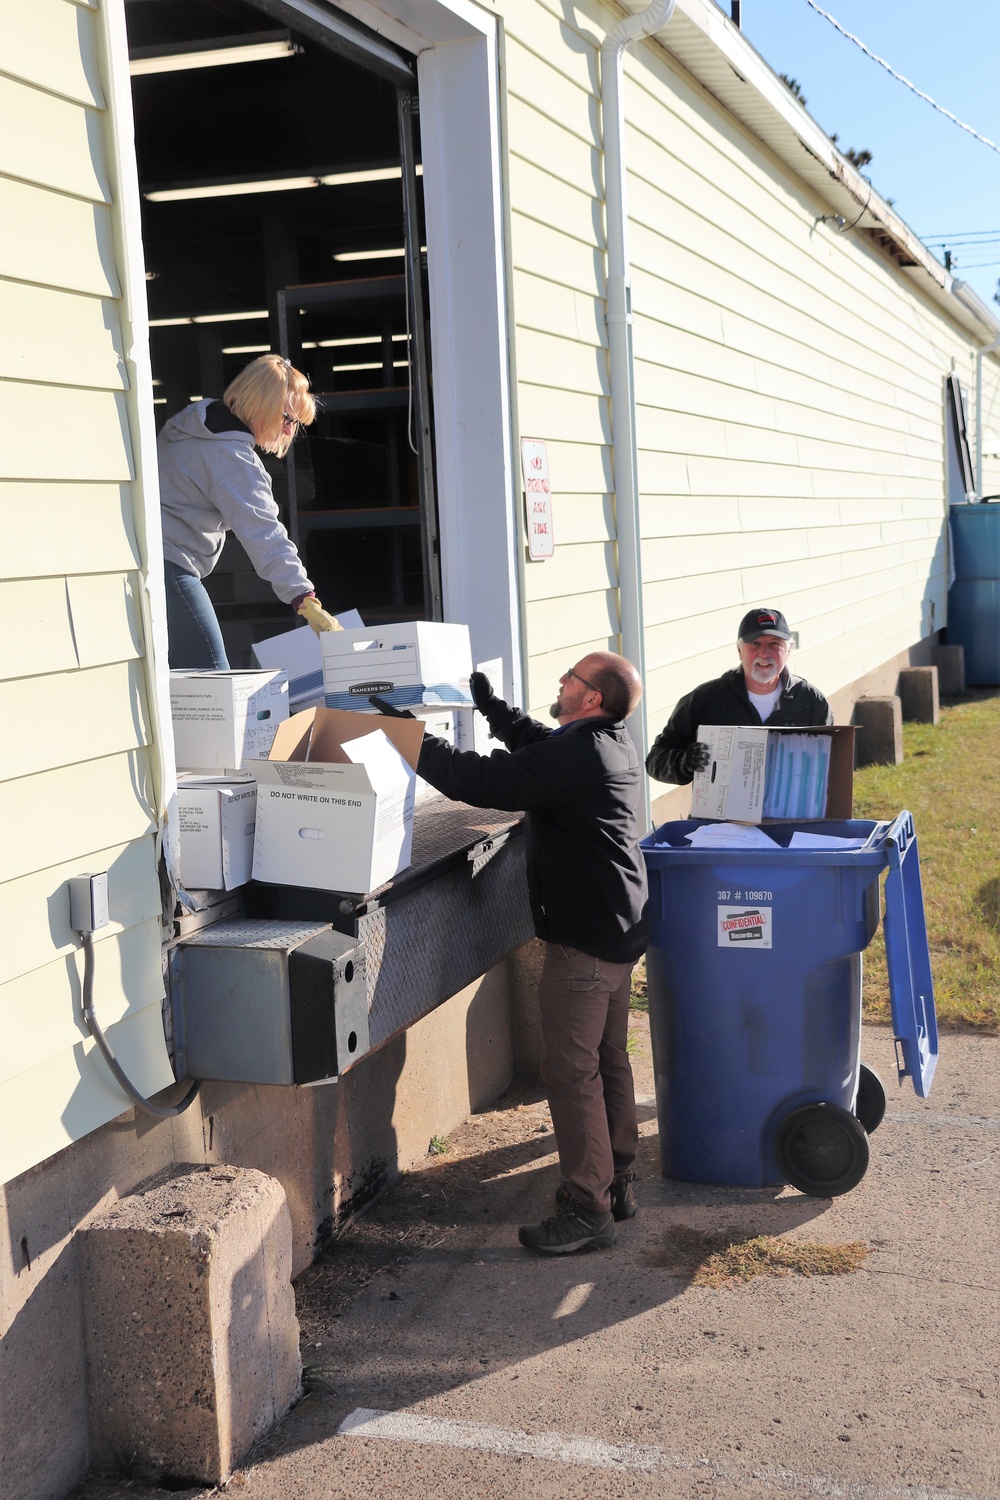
627, 0, 1000, 341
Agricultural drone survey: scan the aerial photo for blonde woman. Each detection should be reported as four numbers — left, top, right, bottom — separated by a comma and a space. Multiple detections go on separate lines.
158, 353, 341, 669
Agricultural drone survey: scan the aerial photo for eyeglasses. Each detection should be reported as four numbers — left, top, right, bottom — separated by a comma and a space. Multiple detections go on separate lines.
566, 666, 601, 694
281, 411, 299, 429
743, 636, 790, 651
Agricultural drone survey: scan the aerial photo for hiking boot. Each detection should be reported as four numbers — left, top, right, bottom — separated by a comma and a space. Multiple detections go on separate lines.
518, 1196, 616, 1255
610, 1171, 637, 1221
555, 1172, 637, 1223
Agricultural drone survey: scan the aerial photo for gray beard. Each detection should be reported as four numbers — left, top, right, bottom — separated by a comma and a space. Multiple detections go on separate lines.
549, 700, 562, 720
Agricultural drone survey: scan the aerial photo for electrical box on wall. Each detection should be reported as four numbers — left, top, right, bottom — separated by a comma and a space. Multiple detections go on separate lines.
170, 920, 369, 1086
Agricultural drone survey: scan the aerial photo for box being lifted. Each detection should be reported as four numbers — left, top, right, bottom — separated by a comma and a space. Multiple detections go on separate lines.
691, 724, 855, 824
170, 670, 288, 770
251, 609, 364, 713
252, 707, 426, 895
176, 774, 257, 891
320, 621, 473, 711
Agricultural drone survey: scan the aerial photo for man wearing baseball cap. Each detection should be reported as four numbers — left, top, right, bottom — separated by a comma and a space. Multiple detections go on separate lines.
646, 607, 832, 785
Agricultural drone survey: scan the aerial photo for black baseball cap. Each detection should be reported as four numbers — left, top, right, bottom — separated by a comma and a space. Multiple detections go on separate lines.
738, 607, 792, 642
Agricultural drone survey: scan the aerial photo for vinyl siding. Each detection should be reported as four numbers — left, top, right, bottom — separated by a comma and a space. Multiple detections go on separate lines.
499, 0, 988, 730
0, 0, 173, 1186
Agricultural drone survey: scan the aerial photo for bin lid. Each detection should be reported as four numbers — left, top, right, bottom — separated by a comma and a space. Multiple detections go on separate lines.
882, 811, 938, 1098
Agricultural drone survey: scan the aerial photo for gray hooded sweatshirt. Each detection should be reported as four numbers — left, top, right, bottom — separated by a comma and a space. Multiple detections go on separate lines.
158, 399, 313, 605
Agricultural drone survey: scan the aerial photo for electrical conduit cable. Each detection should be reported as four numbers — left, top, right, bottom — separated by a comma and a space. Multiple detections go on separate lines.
81, 931, 201, 1119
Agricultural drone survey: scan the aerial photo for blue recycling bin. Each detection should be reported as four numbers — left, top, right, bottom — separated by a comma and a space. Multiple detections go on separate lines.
641, 812, 937, 1196
948, 502, 1000, 685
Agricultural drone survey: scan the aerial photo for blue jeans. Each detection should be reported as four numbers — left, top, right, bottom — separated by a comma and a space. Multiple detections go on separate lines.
164, 560, 230, 670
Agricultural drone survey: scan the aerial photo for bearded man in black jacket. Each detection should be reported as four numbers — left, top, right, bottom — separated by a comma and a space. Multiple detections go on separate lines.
646, 607, 832, 785
372, 652, 646, 1257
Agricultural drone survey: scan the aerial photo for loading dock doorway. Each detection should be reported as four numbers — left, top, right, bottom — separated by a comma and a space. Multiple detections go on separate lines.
126, 0, 440, 665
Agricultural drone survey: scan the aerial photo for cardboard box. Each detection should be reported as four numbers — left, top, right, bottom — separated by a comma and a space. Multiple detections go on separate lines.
176, 775, 257, 891
337, 704, 456, 799
252, 707, 425, 894
413, 708, 455, 801
251, 610, 364, 712
691, 724, 855, 823
170, 670, 289, 770
320, 621, 473, 710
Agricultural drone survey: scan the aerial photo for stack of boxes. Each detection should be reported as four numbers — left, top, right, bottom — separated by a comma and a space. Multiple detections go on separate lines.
171, 670, 288, 892
170, 621, 475, 896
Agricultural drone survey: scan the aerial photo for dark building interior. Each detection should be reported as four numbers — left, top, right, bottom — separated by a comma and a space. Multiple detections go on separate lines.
126, 0, 437, 662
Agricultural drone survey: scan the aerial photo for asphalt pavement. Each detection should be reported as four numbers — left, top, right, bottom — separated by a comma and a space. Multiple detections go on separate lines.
202, 1022, 1000, 1500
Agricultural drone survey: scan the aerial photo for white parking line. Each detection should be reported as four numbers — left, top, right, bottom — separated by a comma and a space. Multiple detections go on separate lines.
338, 1408, 986, 1500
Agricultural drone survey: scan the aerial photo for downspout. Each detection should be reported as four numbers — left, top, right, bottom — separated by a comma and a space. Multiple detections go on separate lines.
951, 279, 1000, 498
974, 336, 1000, 498
601, 0, 677, 829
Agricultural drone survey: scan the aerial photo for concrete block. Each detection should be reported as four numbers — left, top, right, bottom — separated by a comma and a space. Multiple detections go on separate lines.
853, 696, 903, 766
80, 1165, 300, 1486
898, 666, 940, 724
932, 644, 965, 696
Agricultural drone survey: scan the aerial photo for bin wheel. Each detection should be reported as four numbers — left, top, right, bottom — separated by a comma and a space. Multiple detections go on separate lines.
854, 1064, 887, 1134
775, 1103, 870, 1198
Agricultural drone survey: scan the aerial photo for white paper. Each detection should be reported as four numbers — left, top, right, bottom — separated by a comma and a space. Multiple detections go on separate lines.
684, 823, 781, 849
787, 832, 866, 850
342, 727, 407, 779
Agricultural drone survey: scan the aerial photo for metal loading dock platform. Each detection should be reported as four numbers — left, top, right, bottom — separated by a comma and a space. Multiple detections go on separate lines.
238, 797, 532, 1055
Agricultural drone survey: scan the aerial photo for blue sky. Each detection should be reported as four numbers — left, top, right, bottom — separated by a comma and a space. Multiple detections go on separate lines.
730, 0, 1000, 310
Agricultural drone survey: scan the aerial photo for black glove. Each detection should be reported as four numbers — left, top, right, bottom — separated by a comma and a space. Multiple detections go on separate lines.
469, 671, 496, 714
368, 695, 415, 719
679, 740, 711, 776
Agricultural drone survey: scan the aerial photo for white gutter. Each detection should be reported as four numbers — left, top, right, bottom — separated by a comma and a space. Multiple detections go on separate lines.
601, 0, 677, 828
952, 280, 1000, 498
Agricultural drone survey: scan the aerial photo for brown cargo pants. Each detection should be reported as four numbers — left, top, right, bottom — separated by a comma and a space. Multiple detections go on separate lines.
537, 942, 639, 1216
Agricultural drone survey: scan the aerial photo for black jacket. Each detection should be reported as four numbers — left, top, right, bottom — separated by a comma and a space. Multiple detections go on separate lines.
417, 702, 648, 963
646, 667, 832, 784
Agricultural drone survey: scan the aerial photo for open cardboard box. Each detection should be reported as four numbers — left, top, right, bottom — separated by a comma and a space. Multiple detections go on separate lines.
690, 724, 855, 823
251, 707, 425, 894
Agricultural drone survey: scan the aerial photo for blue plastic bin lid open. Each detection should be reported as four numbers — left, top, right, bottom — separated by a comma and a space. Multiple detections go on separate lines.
882, 811, 939, 1098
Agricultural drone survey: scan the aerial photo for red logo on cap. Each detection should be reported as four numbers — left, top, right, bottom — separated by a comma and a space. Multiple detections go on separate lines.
758, 611, 776, 623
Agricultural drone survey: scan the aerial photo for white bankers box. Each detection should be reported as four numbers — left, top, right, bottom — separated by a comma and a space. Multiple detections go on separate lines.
170, 669, 289, 770
176, 774, 257, 891
320, 621, 472, 711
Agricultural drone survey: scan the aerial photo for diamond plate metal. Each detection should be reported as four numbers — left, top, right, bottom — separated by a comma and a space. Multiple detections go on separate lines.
182, 918, 330, 949
361, 835, 533, 1048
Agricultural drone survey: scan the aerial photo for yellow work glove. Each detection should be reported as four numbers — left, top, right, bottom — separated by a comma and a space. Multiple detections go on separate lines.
297, 596, 344, 635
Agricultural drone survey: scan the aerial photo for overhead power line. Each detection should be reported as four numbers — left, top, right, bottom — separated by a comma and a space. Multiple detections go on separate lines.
920, 231, 1000, 244
804, 0, 1000, 155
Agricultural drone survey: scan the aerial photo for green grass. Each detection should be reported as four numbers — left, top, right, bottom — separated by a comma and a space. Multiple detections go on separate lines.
631, 696, 998, 1031
853, 695, 999, 1031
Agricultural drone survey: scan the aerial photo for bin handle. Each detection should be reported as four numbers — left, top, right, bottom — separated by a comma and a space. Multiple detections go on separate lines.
884, 809, 915, 861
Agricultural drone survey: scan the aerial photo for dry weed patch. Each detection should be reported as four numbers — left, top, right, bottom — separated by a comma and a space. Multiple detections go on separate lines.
650, 1225, 871, 1288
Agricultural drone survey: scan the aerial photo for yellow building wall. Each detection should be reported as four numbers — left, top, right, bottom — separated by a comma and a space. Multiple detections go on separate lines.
499, 0, 991, 727
0, 0, 174, 1185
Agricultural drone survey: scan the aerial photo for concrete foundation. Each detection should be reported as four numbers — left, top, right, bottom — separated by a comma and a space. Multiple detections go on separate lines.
898, 665, 940, 723
1, 958, 514, 1500
932, 643, 966, 695
853, 696, 904, 766
80, 1166, 300, 1486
